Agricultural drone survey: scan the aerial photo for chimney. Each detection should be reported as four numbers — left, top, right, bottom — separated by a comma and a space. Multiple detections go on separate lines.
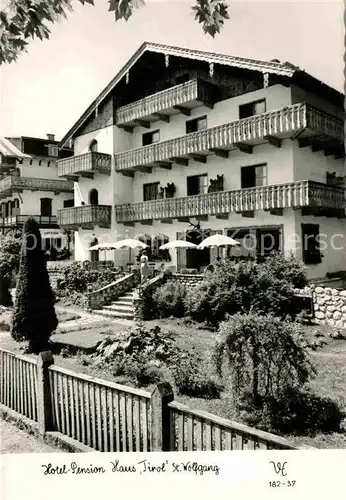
47, 133, 55, 141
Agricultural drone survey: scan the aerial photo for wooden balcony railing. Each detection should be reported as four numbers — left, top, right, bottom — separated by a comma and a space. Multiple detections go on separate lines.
115, 181, 345, 222
57, 205, 112, 229
0, 215, 58, 227
57, 151, 112, 178
0, 176, 73, 199
114, 103, 344, 171
115, 79, 216, 126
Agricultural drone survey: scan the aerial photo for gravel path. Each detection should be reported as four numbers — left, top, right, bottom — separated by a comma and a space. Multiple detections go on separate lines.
0, 420, 61, 454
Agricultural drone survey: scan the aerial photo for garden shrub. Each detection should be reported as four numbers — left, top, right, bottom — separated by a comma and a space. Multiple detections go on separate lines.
214, 313, 315, 410
169, 348, 223, 399
56, 263, 124, 305
184, 252, 308, 324
0, 275, 12, 307
136, 269, 173, 320
11, 218, 58, 353
152, 281, 187, 318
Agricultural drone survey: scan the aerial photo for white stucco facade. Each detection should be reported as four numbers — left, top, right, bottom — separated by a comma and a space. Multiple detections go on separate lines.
59, 51, 345, 280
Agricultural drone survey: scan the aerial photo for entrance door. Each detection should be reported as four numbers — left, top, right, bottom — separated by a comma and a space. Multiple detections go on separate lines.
186, 230, 210, 270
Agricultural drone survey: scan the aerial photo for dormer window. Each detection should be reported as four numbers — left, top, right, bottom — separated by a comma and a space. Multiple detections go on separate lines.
239, 99, 266, 119
48, 145, 59, 157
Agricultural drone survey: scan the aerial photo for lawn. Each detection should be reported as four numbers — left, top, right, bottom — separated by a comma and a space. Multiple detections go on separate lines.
1, 308, 346, 449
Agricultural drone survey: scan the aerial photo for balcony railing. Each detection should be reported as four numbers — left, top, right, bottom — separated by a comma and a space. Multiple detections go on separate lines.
0, 176, 73, 199
57, 205, 112, 229
115, 181, 345, 222
115, 79, 216, 126
114, 103, 344, 172
57, 152, 112, 179
0, 215, 58, 227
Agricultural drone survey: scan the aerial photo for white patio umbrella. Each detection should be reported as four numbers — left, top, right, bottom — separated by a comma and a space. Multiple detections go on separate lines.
197, 234, 240, 259
113, 238, 149, 266
88, 241, 119, 261
159, 240, 198, 272
113, 239, 149, 250
159, 240, 198, 250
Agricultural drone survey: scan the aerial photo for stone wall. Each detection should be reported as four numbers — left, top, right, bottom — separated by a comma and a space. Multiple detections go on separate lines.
172, 274, 204, 289
294, 286, 346, 329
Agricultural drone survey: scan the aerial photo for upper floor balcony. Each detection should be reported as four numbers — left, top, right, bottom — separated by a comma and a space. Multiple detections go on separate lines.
114, 103, 344, 173
0, 214, 58, 228
0, 176, 73, 199
115, 79, 217, 129
115, 181, 345, 222
57, 205, 112, 229
57, 151, 112, 179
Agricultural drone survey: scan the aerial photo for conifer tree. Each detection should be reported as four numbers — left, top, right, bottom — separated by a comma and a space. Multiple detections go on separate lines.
11, 217, 57, 352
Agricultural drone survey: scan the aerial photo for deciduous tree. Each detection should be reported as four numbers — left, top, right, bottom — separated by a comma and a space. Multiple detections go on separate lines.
0, 0, 231, 64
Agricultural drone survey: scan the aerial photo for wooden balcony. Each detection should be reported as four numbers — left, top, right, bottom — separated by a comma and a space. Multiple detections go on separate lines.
115, 79, 217, 128
57, 205, 112, 229
57, 152, 112, 179
115, 181, 345, 222
0, 176, 73, 199
0, 215, 58, 228
114, 103, 344, 172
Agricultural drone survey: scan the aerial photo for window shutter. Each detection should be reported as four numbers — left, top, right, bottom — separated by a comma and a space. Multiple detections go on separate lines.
176, 231, 186, 271
209, 229, 223, 262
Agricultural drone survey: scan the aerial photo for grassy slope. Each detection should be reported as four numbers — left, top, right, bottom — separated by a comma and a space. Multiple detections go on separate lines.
1, 311, 345, 449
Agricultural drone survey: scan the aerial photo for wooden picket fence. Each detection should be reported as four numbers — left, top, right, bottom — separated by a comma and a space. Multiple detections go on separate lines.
0, 348, 298, 451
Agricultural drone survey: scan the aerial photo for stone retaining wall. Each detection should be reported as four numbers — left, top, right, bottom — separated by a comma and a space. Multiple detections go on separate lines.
172, 273, 204, 289
294, 286, 346, 328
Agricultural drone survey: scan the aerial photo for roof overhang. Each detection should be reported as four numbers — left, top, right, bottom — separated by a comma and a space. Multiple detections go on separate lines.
0, 137, 31, 158
59, 41, 344, 148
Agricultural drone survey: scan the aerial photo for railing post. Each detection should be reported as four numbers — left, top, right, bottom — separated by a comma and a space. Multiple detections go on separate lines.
150, 382, 174, 451
37, 351, 54, 436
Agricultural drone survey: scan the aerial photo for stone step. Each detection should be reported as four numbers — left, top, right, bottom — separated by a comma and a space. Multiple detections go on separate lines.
103, 304, 134, 312
93, 309, 134, 320
112, 300, 134, 307
117, 296, 135, 302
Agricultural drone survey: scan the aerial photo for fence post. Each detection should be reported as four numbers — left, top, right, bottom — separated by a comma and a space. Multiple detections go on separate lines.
150, 382, 174, 451
37, 351, 54, 436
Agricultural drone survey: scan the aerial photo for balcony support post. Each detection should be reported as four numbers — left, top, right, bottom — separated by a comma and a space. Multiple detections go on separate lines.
209, 148, 229, 158
235, 143, 253, 154
264, 135, 282, 148
173, 105, 191, 116
134, 119, 151, 129
153, 113, 170, 123
170, 157, 189, 166
189, 154, 207, 164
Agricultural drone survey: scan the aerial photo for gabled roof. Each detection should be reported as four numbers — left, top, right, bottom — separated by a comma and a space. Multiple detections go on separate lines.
0, 137, 31, 158
59, 41, 343, 148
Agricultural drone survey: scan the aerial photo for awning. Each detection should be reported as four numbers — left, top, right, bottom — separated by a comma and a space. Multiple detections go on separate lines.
0, 137, 31, 158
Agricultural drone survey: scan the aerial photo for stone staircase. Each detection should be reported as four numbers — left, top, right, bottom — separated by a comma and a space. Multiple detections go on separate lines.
92, 290, 137, 320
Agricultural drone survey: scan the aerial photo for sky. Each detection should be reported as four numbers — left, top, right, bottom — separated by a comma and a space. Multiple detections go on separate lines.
0, 0, 344, 141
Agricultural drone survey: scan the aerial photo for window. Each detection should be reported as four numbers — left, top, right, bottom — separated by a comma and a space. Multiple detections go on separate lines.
143, 182, 160, 201
40, 198, 52, 217
47, 145, 59, 157
186, 116, 207, 134
175, 74, 190, 85
89, 189, 99, 206
239, 99, 266, 119
301, 224, 322, 264
241, 164, 267, 189
142, 130, 160, 146
63, 199, 74, 208
89, 139, 98, 152
256, 228, 281, 257
187, 174, 208, 196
